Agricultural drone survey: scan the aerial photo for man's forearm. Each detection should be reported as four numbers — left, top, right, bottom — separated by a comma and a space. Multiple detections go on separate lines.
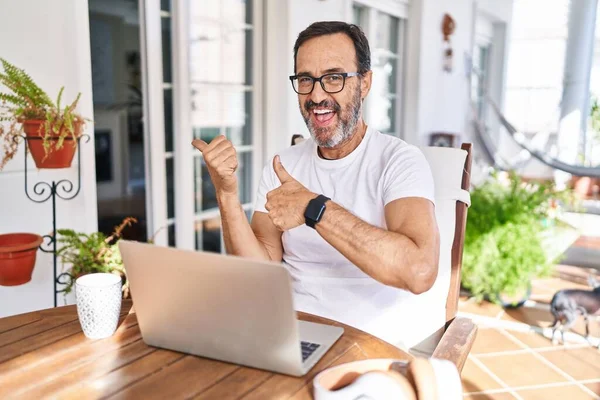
217, 193, 272, 261
315, 201, 436, 293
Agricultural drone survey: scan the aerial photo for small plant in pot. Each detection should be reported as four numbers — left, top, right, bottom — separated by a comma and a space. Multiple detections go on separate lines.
0, 58, 87, 170
461, 171, 575, 307
56, 217, 137, 299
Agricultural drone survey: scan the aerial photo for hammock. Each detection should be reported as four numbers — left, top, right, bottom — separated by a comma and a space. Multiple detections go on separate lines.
473, 95, 600, 178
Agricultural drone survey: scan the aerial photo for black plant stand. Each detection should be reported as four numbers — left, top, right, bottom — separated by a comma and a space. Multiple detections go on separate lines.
17, 135, 89, 307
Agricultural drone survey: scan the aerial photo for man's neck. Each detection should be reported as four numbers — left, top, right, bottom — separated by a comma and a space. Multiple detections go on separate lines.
318, 121, 367, 160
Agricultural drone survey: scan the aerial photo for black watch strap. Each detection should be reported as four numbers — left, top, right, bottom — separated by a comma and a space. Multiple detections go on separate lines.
305, 194, 330, 229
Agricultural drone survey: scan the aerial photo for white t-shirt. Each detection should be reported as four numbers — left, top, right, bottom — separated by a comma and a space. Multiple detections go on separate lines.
254, 126, 436, 349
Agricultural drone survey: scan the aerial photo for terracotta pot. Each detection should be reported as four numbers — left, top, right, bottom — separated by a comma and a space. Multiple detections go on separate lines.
23, 120, 80, 169
0, 233, 43, 286
571, 176, 600, 198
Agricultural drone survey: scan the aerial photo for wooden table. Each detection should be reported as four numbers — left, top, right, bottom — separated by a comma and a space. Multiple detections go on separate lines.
0, 300, 411, 399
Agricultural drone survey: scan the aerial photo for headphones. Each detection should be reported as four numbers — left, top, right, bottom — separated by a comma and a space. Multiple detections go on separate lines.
313, 358, 462, 400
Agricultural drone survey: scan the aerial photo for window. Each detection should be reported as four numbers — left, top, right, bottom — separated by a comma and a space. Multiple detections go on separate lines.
471, 42, 491, 124
471, 14, 494, 131
188, 0, 260, 253
353, 3, 406, 137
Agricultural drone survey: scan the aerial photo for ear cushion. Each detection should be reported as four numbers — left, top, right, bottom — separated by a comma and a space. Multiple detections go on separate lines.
377, 370, 418, 400
406, 358, 439, 400
406, 358, 462, 400
428, 359, 463, 400
312, 359, 415, 400
312, 358, 461, 400
323, 371, 417, 400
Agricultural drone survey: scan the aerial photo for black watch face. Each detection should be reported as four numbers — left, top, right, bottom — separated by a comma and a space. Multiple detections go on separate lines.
305, 202, 325, 222
305, 196, 328, 225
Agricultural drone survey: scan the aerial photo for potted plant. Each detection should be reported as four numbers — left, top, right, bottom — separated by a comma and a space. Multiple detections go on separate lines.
0, 58, 86, 170
570, 95, 600, 198
0, 233, 43, 286
56, 217, 137, 299
461, 171, 576, 307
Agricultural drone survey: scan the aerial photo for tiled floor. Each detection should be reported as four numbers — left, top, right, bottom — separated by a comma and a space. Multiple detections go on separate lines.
458, 238, 600, 399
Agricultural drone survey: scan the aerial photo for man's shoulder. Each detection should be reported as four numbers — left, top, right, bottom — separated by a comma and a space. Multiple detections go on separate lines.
368, 129, 424, 159
276, 136, 313, 161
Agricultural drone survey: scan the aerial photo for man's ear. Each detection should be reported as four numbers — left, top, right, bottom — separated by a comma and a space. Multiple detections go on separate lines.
360, 70, 373, 100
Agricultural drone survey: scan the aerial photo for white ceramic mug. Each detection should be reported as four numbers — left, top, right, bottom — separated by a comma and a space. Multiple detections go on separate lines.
75, 273, 123, 339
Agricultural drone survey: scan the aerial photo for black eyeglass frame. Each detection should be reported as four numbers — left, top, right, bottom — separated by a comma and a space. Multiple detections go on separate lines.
288, 72, 361, 94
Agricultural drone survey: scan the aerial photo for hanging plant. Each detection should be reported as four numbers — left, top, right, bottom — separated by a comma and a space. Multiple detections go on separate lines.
0, 58, 88, 170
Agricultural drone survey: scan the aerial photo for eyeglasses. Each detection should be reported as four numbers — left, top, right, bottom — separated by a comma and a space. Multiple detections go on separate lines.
289, 72, 360, 94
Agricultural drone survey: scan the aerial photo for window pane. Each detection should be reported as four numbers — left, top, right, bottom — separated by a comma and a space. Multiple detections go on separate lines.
166, 157, 175, 219
388, 97, 397, 134
164, 88, 173, 152
189, 3, 253, 84
370, 55, 397, 132
238, 151, 253, 205
353, 5, 365, 26
194, 156, 218, 212
375, 13, 399, 53
162, 17, 172, 83
368, 93, 395, 133
223, 0, 252, 25
195, 217, 222, 253
471, 44, 491, 123
168, 223, 176, 247
190, 0, 251, 25
193, 127, 221, 142
227, 91, 252, 146
193, 150, 251, 212
189, 28, 252, 84
161, 0, 170, 12
191, 87, 252, 145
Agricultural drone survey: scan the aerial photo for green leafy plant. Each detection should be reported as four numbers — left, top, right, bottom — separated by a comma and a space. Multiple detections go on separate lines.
56, 217, 137, 298
462, 171, 573, 303
0, 58, 85, 170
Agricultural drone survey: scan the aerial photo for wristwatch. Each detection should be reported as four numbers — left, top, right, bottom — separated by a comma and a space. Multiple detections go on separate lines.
304, 194, 330, 229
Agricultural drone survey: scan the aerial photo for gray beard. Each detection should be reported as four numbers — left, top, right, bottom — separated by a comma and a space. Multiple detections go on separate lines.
305, 87, 362, 148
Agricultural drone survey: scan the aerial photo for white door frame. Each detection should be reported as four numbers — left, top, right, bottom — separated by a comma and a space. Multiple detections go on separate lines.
172, 0, 194, 250
139, 0, 168, 246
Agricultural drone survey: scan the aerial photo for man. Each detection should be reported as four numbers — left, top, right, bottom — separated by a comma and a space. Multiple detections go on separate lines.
193, 21, 440, 350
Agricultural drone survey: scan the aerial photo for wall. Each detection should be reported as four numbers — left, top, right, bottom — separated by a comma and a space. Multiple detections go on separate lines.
0, 0, 96, 317
404, 0, 514, 146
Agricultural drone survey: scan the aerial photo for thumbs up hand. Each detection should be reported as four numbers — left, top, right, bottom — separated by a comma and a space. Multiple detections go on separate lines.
192, 135, 238, 196
265, 156, 316, 231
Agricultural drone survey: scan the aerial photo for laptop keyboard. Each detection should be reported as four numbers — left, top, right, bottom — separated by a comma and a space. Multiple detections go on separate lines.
301, 341, 320, 362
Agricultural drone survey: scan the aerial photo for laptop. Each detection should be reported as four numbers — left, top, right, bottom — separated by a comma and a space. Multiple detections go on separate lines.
118, 240, 344, 377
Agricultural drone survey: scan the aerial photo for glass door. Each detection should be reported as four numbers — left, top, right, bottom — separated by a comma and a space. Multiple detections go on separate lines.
141, 0, 262, 249
90, 0, 150, 243
185, 0, 262, 252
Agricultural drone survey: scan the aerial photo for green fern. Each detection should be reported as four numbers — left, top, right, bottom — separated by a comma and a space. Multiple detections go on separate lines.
0, 59, 54, 110
56, 217, 137, 297
0, 58, 88, 169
